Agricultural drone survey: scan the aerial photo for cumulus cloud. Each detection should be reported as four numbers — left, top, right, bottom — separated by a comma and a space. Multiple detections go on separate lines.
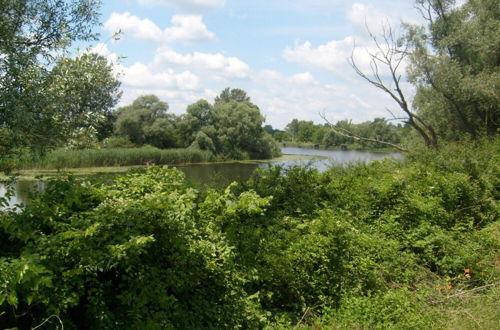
347, 3, 394, 33
138, 0, 226, 12
153, 48, 250, 79
283, 34, 402, 82
104, 13, 214, 44
249, 70, 392, 128
122, 62, 200, 91
283, 37, 358, 79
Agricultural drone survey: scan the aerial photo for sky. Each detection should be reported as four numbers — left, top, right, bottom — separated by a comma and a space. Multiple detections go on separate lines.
87, 0, 424, 129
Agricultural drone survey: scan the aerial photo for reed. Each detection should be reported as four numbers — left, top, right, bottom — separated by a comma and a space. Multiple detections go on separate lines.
19, 148, 214, 169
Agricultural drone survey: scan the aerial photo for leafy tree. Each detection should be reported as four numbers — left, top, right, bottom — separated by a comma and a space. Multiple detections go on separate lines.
349, 0, 498, 148
285, 119, 300, 141
184, 88, 281, 159
263, 124, 276, 135
407, 0, 499, 140
214, 87, 250, 105
212, 100, 268, 159
0, 0, 103, 156
177, 100, 214, 146
46, 53, 122, 149
273, 130, 288, 142
114, 95, 179, 148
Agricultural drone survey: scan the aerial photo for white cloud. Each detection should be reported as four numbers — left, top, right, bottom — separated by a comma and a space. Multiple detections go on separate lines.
283, 34, 404, 81
164, 15, 215, 42
138, 0, 226, 12
283, 37, 357, 79
347, 3, 394, 33
249, 70, 393, 129
289, 72, 316, 85
122, 62, 200, 91
153, 48, 250, 79
104, 13, 214, 44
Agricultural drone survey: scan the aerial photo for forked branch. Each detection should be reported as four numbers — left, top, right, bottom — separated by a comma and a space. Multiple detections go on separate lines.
348, 23, 438, 149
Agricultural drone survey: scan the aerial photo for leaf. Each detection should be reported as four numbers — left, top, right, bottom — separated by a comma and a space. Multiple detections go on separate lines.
7, 294, 18, 307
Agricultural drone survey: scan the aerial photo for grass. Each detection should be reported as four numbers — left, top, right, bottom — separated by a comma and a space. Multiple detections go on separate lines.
13, 148, 215, 170
0, 153, 326, 180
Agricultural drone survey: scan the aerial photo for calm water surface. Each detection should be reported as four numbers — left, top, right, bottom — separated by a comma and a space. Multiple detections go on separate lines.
1, 148, 402, 209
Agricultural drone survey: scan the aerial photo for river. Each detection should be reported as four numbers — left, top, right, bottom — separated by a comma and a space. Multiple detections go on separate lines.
0, 148, 402, 209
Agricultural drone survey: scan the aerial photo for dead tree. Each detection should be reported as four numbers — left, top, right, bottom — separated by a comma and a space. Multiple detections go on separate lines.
348, 23, 438, 149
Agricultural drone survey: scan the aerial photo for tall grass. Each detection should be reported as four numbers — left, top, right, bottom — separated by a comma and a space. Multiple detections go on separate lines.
19, 148, 214, 169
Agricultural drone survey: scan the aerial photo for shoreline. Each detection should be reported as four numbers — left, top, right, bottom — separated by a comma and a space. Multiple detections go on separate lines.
0, 153, 326, 181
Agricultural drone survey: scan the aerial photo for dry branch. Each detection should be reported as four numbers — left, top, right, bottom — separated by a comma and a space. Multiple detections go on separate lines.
319, 112, 408, 152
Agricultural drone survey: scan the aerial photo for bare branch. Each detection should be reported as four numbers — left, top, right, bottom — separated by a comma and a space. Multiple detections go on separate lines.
348, 21, 438, 149
320, 112, 408, 152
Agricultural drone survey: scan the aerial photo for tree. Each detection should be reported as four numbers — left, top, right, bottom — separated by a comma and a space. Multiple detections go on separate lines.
348, 0, 498, 149
214, 87, 250, 105
285, 119, 300, 141
177, 100, 214, 146
349, 23, 438, 149
407, 0, 499, 140
46, 53, 122, 149
114, 95, 179, 148
212, 100, 267, 159
0, 0, 103, 156
184, 88, 280, 159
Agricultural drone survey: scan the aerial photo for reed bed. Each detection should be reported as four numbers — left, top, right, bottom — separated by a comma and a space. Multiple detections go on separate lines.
19, 148, 214, 169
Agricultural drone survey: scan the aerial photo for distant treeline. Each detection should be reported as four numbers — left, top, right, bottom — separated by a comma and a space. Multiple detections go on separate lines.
265, 118, 410, 149
97, 88, 280, 160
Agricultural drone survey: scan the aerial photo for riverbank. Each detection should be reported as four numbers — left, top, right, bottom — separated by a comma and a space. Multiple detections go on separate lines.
1, 139, 498, 328
0, 153, 326, 181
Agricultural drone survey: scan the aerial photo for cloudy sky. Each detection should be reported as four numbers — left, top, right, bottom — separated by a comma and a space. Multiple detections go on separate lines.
90, 0, 423, 128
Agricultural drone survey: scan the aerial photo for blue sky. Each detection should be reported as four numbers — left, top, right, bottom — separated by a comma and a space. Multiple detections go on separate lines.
89, 0, 423, 128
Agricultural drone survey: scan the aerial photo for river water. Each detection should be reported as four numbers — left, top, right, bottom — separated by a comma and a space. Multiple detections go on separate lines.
1, 148, 402, 209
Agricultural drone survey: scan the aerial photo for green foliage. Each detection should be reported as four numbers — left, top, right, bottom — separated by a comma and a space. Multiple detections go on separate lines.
0, 0, 104, 159
214, 87, 250, 105
0, 168, 267, 328
14, 148, 214, 169
282, 118, 407, 150
100, 136, 136, 149
114, 95, 179, 149
47, 53, 122, 149
1, 138, 498, 328
114, 91, 280, 160
407, 0, 500, 140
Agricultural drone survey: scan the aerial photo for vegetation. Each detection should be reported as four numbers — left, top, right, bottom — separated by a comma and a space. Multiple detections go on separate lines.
269, 118, 408, 150
350, 0, 499, 148
7, 148, 214, 169
0, 0, 498, 328
111, 90, 281, 160
0, 138, 498, 328
0, 0, 112, 157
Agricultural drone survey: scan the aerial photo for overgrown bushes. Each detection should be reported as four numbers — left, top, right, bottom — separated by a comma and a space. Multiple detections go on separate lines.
0, 138, 498, 328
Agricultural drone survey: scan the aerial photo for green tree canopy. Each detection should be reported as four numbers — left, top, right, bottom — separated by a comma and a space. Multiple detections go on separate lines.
183, 88, 280, 159
46, 53, 122, 149
114, 95, 178, 148
0, 0, 103, 157
407, 0, 499, 140
214, 87, 251, 105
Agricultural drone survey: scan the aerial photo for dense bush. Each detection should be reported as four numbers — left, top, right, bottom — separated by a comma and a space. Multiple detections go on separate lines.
0, 139, 498, 328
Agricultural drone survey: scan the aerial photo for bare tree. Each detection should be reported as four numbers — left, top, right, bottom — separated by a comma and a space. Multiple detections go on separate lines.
347, 23, 438, 149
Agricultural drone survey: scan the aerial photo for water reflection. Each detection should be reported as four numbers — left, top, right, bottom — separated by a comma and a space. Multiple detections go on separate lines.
1, 148, 402, 209
0, 181, 46, 209
280, 148, 403, 171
